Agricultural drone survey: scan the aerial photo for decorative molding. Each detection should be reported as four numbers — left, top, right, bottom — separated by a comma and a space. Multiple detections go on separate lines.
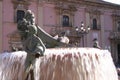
55, 2, 77, 15
112, 14, 120, 21
11, 0, 31, 22
112, 14, 120, 30
84, 1, 120, 10
85, 7, 102, 15
54, 0, 120, 10
11, 0, 30, 9
54, 2, 77, 27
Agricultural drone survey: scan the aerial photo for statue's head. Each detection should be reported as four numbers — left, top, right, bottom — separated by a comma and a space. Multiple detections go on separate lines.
25, 10, 35, 24
26, 10, 35, 18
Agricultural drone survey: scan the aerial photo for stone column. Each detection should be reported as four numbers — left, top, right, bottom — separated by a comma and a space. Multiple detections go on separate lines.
86, 12, 90, 47
0, 0, 2, 53
37, 2, 44, 29
100, 14, 105, 49
55, 9, 60, 27
59, 13, 62, 27
70, 13, 74, 27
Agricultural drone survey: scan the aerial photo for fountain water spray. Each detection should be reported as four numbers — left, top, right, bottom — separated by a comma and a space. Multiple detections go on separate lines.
0, 48, 118, 80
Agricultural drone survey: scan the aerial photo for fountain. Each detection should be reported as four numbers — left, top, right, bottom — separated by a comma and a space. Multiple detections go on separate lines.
0, 10, 118, 80
0, 48, 118, 80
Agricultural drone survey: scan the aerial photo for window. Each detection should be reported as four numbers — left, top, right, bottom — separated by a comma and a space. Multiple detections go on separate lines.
117, 21, 120, 31
17, 10, 25, 22
93, 18, 97, 29
62, 15, 69, 27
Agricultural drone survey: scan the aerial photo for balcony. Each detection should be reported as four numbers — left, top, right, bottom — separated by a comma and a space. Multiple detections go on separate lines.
91, 24, 101, 30
109, 31, 120, 40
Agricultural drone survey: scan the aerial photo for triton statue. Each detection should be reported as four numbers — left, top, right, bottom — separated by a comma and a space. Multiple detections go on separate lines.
17, 9, 69, 80
17, 10, 46, 80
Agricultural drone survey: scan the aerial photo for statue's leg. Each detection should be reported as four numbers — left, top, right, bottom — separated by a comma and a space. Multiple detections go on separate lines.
29, 57, 37, 80
30, 69, 34, 80
24, 64, 32, 80
25, 66, 34, 80
23, 54, 35, 80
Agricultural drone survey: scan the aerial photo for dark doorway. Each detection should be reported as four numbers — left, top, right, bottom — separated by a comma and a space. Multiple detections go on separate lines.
117, 44, 120, 64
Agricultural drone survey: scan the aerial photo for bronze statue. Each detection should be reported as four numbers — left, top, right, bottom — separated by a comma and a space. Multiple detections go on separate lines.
17, 10, 46, 80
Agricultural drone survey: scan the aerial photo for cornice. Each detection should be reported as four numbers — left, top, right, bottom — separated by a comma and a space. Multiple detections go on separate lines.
38, 0, 120, 11
82, 1, 120, 10
52, 0, 120, 10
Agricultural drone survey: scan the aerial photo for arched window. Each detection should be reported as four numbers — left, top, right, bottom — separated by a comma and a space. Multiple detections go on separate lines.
93, 18, 97, 29
62, 15, 69, 27
17, 10, 25, 22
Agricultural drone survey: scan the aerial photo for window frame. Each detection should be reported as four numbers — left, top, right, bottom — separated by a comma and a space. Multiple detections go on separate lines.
62, 15, 70, 27
117, 21, 120, 31
16, 10, 25, 23
92, 18, 97, 30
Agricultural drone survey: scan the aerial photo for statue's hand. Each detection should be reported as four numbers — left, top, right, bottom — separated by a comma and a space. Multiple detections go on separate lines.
35, 53, 40, 58
35, 53, 44, 58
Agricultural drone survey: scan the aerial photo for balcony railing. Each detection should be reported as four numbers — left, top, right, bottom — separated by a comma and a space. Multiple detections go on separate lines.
91, 24, 101, 30
109, 31, 120, 40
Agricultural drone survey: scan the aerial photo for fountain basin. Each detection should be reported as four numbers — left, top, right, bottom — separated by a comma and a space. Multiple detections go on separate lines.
0, 48, 118, 80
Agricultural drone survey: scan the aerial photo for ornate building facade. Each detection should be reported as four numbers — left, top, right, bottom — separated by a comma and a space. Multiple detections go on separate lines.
0, 0, 120, 63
